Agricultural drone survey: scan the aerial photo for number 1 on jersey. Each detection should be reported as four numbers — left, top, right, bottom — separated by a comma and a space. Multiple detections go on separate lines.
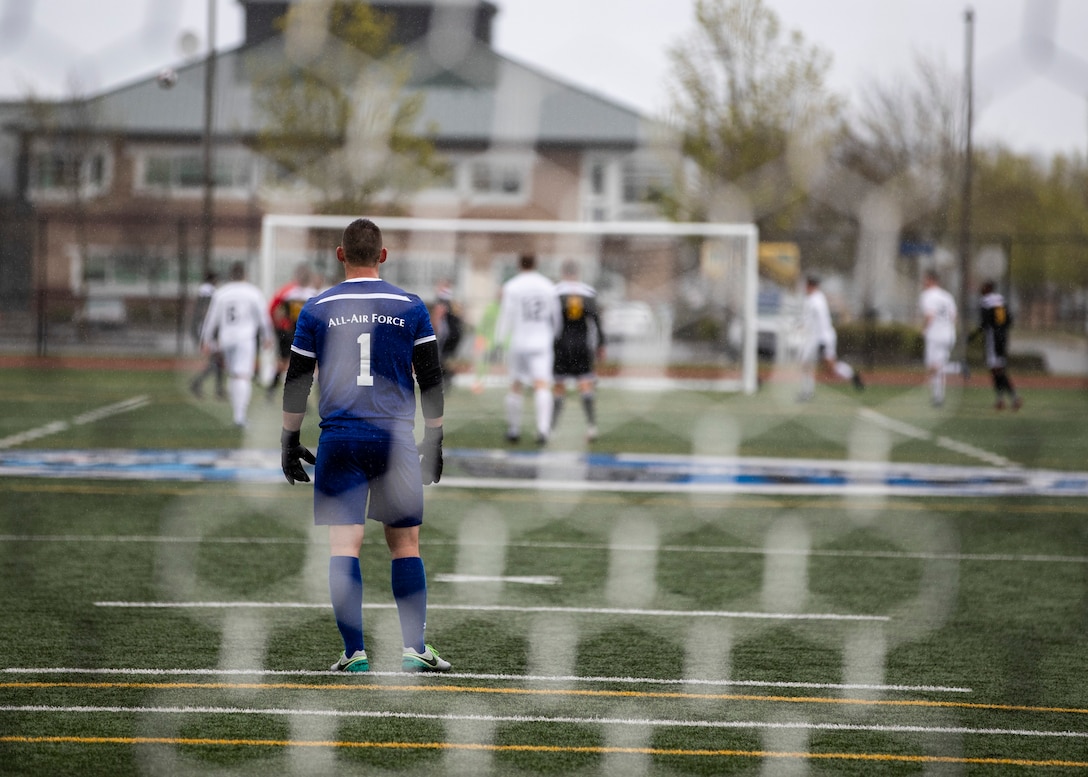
356, 333, 374, 386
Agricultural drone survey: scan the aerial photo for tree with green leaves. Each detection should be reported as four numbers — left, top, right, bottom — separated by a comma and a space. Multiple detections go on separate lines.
662, 0, 841, 232
970, 147, 1088, 328
248, 2, 446, 215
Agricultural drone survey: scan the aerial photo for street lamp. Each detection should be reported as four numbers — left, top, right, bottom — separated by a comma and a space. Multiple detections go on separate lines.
958, 7, 975, 366
201, 0, 218, 277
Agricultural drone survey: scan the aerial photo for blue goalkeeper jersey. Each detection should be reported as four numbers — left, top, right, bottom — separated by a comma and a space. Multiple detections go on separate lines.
291, 277, 436, 437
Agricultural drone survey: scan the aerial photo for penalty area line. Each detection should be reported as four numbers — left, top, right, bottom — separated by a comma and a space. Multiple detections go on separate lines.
857, 408, 1014, 468
0, 667, 970, 694
6, 680, 1087, 714
0, 396, 151, 449
4, 535, 1087, 565
92, 600, 889, 622
3, 704, 1086, 739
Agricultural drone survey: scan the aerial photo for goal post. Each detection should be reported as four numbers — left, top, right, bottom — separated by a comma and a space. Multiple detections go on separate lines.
259, 214, 760, 394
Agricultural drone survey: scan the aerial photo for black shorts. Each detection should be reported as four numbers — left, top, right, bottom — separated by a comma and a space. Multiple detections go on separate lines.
277, 328, 295, 359
554, 344, 594, 378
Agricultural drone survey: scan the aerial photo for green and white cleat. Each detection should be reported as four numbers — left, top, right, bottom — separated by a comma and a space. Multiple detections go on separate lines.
330, 649, 369, 672
402, 644, 451, 673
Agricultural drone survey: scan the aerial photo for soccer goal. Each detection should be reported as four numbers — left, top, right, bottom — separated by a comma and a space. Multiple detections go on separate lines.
259, 214, 760, 393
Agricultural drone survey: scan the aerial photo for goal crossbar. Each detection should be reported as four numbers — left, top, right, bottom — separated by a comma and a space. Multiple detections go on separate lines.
259, 215, 760, 394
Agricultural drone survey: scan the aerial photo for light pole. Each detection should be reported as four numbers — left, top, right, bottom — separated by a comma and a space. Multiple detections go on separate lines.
201, 0, 218, 277
958, 7, 975, 366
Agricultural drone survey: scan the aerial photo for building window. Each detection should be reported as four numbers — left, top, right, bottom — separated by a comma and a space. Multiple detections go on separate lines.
137, 148, 254, 194
470, 160, 523, 195
411, 153, 531, 203
30, 149, 108, 195
591, 162, 606, 196
622, 158, 668, 204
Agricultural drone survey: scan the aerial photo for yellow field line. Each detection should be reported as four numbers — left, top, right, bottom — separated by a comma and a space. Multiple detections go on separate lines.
4, 681, 1086, 716
1, 735, 1085, 768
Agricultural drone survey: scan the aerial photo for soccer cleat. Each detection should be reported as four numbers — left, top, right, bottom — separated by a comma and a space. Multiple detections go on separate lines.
586, 425, 599, 442
1012, 397, 1023, 411
402, 644, 451, 673
852, 373, 865, 391
505, 432, 520, 445
330, 649, 369, 672
535, 433, 548, 447
995, 399, 1005, 411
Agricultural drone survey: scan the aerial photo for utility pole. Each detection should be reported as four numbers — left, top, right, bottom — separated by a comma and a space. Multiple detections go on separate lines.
958, 7, 975, 365
201, 0, 218, 277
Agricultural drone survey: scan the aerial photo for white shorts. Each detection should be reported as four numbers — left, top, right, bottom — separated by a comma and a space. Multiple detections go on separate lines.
220, 338, 258, 378
507, 348, 553, 386
924, 337, 954, 370
800, 336, 835, 365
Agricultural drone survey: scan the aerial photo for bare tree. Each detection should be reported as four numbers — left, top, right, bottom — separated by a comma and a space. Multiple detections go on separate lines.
662, 0, 842, 231
842, 52, 964, 242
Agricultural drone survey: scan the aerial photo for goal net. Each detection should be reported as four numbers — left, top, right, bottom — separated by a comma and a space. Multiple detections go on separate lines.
259, 215, 760, 394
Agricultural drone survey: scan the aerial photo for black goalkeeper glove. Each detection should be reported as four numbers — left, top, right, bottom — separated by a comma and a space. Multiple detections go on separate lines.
281, 428, 316, 484
418, 425, 444, 485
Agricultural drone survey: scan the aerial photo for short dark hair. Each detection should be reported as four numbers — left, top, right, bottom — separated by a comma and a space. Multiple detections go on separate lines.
806, 274, 820, 287
341, 218, 383, 266
229, 261, 246, 281
519, 254, 536, 271
980, 280, 995, 294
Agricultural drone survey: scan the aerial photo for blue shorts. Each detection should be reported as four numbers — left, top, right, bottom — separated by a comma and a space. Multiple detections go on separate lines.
313, 432, 423, 528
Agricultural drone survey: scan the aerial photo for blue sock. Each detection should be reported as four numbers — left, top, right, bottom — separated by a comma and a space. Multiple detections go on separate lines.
329, 555, 364, 655
391, 556, 427, 653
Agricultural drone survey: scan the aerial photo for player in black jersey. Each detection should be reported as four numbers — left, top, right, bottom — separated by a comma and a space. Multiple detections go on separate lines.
552, 261, 606, 442
975, 280, 1022, 411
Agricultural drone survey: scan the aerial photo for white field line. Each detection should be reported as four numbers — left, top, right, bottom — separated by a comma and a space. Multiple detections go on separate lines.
93, 601, 889, 622
0, 666, 970, 693
6, 534, 1085, 565
857, 408, 1014, 468
0, 396, 151, 449
3, 704, 1083, 739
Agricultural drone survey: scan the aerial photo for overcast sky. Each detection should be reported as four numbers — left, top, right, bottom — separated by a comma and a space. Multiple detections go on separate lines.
1, 0, 1085, 157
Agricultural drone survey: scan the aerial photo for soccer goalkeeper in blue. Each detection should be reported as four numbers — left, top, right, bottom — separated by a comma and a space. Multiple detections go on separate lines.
280, 217, 450, 673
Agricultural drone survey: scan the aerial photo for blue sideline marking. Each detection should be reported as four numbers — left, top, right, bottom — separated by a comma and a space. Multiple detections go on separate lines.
1, 448, 1087, 497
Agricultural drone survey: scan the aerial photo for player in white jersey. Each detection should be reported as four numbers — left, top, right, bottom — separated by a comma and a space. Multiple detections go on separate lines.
797, 275, 863, 401
495, 254, 562, 445
199, 261, 275, 427
918, 269, 958, 407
